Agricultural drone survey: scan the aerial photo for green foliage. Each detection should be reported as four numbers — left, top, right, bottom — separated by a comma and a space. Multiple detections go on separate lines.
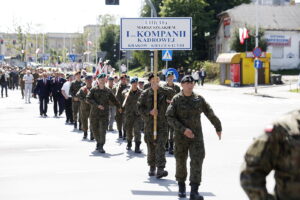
230, 27, 268, 52
99, 24, 120, 66
191, 60, 220, 80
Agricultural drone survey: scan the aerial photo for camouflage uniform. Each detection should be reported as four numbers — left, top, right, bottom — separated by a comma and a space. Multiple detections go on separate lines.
166, 91, 222, 185
86, 86, 120, 151
108, 85, 117, 131
76, 85, 92, 139
122, 88, 143, 152
143, 82, 151, 90
115, 83, 129, 137
69, 80, 84, 126
240, 109, 300, 200
19, 72, 25, 98
163, 82, 181, 154
137, 87, 173, 176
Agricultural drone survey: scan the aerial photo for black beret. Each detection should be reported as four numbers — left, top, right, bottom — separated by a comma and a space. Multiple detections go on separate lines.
148, 72, 158, 81
108, 76, 114, 81
130, 77, 138, 84
181, 75, 194, 83
85, 75, 93, 80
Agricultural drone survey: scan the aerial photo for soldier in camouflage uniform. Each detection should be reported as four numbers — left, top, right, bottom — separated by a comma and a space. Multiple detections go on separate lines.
76, 75, 94, 140
69, 71, 84, 129
19, 69, 25, 99
137, 73, 173, 179
240, 109, 300, 200
114, 74, 129, 139
86, 73, 121, 153
122, 77, 143, 153
163, 71, 181, 155
166, 75, 222, 200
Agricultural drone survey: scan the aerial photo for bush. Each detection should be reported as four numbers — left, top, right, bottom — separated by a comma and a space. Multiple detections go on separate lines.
191, 60, 220, 80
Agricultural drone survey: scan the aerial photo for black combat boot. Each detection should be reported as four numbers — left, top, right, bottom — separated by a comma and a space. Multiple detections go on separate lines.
190, 183, 204, 200
156, 168, 168, 179
134, 142, 142, 153
148, 166, 156, 176
83, 131, 87, 139
122, 130, 126, 140
79, 122, 82, 130
118, 130, 122, 138
126, 141, 132, 150
168, 140, 174, 155
74, 122, 77, 129
165, 141, 169, 152
90, 131, 94, 140
96, 143, 100, 150
178, 182, 186, 198
98, 144, 106, 153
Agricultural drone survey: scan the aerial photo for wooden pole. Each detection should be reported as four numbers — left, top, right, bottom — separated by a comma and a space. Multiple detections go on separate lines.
153, 50, 158, 140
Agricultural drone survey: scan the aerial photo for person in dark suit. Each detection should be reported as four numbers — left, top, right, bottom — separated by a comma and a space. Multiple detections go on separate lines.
34, 72, 51, 117
50, 72, 66, 117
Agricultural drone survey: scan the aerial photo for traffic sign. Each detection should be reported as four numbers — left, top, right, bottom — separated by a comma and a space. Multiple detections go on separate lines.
120, 18, 192, 50
253, 47, 262, 58
162, 50, 173, 61
0, 55, 4, 61
68, 54, 77, 62
254, 59, 263, 69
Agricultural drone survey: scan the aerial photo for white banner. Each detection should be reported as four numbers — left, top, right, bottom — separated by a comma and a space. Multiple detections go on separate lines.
120, 18, 192, 50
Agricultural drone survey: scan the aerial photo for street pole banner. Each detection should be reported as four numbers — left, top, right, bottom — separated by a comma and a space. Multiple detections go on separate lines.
120, 17, 192, 50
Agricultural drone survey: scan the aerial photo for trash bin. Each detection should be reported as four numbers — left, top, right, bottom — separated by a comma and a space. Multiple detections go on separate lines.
271, 74, 282, 84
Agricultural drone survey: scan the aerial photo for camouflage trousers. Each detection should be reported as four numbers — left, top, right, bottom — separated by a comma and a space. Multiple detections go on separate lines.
72, 100, 80, 122
144, 127, 168, 168
80, 104, 91, 132
90, 116, 109, 145
174, 139, 205, 184
115, 111, 125, 132
125, 115, 142, 142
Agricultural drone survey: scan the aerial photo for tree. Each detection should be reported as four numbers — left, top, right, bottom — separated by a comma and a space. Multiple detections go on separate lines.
230, 27, 268, 53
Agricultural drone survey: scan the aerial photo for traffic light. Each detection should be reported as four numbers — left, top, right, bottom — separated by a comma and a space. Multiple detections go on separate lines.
105, 0, 119, 5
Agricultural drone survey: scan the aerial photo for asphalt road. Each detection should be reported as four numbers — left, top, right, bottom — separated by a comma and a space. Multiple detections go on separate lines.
0, 83, 299, 200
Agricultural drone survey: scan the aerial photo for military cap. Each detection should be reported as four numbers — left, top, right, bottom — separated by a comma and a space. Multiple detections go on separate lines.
66, 74, 73, 79
130, 77, 138, 84
166, 71, 174, 77
181, 75, 194, 83
138, 80, 144, 83
85, 75, 93, 80
97, 73, 106, 79
108, 76, 114, 81
74, 70, 81, 76
148, 72, 158, 81
120, 74, 128, 79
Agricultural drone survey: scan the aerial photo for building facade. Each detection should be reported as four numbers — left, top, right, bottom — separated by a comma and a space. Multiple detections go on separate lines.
215, 4, 300, 70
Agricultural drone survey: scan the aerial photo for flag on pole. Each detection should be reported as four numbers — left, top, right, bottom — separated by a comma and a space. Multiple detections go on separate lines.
243, 27, 249, 40
35, 48, 40, 54
239, 28, 245, 44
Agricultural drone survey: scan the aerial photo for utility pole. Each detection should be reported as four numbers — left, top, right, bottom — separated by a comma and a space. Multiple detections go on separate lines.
255, 0, 259, 94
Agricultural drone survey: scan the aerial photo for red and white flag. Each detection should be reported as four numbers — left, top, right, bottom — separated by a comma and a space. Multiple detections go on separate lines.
239, 27, 250, 44
87, 41, 93, 46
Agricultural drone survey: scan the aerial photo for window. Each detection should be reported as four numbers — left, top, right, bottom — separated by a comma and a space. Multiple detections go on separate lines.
272, 46, 284, 58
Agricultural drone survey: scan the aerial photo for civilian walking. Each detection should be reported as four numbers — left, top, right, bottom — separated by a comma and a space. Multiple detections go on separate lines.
23, 70, 34, 103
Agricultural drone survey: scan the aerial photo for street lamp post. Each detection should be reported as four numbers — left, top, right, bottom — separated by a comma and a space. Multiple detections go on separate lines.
254, 0, 259, 93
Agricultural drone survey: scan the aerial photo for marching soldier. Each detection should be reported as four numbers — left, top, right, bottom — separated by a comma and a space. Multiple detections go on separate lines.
76, 75, 94, 140
166, 75, 222, 200
163, 71, 181, 155
122, 77, 143, 153
69, 71, 84, 129
240, 109, 300, 200
137, 73, 173, 179
114, 74, 129, 139
86, 73, 121, 153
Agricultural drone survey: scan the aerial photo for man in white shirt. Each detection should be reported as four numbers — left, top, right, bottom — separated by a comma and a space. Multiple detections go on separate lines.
62, 74, 74, 124
23, 70, 34, 103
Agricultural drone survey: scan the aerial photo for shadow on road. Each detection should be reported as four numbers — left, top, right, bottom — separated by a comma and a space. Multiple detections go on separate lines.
89, 151, 124, 158
126, 150, 146, 161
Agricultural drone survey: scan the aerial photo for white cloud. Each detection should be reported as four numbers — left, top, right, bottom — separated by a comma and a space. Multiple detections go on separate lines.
0, 0, 143, 33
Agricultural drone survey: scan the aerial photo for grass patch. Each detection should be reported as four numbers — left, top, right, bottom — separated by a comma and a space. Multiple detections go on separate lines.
127, 66, 147, 78
289, 89, 300, 93
272, 69, 300, 75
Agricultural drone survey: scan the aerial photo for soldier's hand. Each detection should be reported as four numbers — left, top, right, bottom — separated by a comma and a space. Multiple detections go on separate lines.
216, 132, 222, 140
150, 109, 158, 117
184, 128, 194, 139
118, 108, 122, 113
98, 105, 104, 110
166, 99, 172, 104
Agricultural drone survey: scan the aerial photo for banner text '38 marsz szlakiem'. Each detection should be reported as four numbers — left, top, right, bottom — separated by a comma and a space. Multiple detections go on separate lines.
120, 18, 192, 50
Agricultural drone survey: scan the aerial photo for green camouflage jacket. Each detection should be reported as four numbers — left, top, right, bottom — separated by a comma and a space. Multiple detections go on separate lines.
122, 88, 142, 117
69, 80, 84, 98
240, 109, 300, 200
